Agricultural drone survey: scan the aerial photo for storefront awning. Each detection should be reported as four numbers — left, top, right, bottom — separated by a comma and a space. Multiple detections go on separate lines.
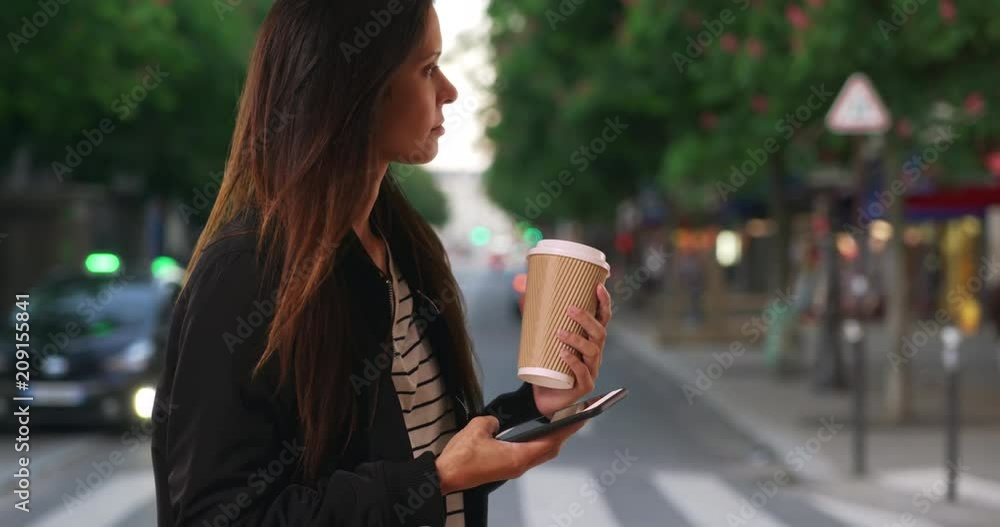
906, 186, 1000, 219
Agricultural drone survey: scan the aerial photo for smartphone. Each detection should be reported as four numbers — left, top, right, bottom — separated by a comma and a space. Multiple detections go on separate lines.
494, 387, 629, 442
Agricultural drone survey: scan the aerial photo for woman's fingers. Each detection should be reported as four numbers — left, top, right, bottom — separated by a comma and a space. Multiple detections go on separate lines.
557, 329, 600, 370
559, 347, 596, 390
596, 283, 613, 324
566, 305, 607, 345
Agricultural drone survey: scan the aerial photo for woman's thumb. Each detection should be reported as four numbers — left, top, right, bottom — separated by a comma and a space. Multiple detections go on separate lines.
470, 415, 500, 436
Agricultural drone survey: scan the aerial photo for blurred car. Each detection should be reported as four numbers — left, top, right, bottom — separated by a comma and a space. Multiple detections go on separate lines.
0, 256, 183, 429
488, 252, 506, 272
512, 267, 527, 317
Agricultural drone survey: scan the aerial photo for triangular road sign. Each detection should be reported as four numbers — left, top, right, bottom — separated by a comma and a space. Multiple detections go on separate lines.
825, 72, 891, 135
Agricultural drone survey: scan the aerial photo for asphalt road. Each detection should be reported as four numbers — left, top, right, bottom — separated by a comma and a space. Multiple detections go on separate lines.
0, 267, 937, 526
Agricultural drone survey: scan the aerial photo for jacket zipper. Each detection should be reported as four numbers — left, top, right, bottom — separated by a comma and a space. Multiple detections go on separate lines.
375, 250, 472, 427
369, 255, 398, 429
386, 277, 399, 356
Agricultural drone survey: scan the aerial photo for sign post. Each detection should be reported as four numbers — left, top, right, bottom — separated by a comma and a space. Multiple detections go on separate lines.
825, 72, 891, 478
825, 73, 891, 135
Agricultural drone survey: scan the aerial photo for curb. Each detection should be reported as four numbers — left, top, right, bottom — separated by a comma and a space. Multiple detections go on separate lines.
610, 316, 841, 484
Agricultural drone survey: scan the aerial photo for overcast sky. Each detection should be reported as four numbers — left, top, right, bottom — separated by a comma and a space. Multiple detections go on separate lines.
428, 0, 492, 172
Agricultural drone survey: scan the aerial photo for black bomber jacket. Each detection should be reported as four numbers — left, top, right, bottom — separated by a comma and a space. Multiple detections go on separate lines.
151, 200, 542, 526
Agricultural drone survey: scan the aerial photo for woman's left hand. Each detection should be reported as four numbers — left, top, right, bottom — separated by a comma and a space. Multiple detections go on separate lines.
533, 283, 613, 417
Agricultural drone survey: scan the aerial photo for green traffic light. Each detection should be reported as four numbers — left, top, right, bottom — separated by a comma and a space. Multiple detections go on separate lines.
151, 256, 181, 279
523, 228, 543, 245
470, 226, 492, 247
85, 253, 120, 274
89, 319, 114, 337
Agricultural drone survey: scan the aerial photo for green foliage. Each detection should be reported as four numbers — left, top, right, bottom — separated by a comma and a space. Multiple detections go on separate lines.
486, 0, 1000, 217
1, 0, 272, 195
485, 0, 640, 224
394, 164, 450, 227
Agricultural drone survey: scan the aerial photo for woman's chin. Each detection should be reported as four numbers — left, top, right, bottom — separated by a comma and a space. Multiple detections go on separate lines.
399, 140, 439, 164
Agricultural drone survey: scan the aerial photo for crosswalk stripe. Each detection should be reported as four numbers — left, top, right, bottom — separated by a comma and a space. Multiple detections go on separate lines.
517, 466, 618, 527
27, 471, 155, 527
1, 437, 95, 491
808, 494, 943, 527
880, 468, 1000, 510
651, 470, 787, 527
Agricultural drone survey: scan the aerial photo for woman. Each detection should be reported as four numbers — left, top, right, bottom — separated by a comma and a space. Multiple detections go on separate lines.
150, 1, 613, 526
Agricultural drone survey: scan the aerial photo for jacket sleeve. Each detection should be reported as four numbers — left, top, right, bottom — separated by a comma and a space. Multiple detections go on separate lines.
469, 381, 544, 495
479, 381, 542, 432
158, 248, 446, 527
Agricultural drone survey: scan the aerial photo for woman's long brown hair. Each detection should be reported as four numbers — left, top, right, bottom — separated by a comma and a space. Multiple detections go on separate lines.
182, 0, 483, 478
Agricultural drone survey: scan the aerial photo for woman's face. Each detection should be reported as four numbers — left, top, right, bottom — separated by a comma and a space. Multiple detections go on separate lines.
375, 7, 458, 165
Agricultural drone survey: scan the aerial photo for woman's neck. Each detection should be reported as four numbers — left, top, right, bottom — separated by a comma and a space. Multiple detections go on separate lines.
353, 162, 390, 275
354, 220, 388, 277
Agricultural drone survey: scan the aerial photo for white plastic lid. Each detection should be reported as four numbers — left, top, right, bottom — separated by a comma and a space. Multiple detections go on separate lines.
528, 239, 610, 272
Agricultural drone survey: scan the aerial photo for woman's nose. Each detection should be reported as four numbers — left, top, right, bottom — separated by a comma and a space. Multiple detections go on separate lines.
440, 75, 458, 105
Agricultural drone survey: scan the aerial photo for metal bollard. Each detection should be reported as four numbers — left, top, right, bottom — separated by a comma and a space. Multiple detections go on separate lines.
845, 274, 869, 477
844, 318, 865, 477
941, 326, 961, 503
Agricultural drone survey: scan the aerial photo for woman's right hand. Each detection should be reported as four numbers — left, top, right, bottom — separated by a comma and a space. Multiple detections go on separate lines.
434, 415, 586, 494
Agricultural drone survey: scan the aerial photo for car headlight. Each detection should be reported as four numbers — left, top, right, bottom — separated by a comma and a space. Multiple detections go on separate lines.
106, 338, 154, 373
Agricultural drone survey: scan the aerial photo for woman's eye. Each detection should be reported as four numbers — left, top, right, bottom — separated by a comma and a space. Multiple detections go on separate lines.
424, 64, 438, 77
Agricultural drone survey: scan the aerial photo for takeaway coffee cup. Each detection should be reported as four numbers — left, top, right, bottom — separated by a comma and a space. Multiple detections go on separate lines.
517, 239, 611, 389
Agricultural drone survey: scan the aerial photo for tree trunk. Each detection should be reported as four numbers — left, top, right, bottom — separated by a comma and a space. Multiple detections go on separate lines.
814, 190, 848, 390
769, 155, 792, 291
768, 154, 797, 374
883, 141, 912, 423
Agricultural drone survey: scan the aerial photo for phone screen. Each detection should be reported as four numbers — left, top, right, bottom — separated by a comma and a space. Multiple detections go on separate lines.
494, 389, 623, 440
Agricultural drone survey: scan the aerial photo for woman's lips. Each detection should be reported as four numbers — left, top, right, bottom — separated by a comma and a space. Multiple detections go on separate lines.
431, 125, 445, 135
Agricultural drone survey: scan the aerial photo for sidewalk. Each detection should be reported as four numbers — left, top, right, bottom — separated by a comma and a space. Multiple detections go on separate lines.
613, 306, 1000, 527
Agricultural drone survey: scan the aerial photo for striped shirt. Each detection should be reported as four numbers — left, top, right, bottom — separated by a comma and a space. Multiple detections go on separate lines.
385, 243, 466, 526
